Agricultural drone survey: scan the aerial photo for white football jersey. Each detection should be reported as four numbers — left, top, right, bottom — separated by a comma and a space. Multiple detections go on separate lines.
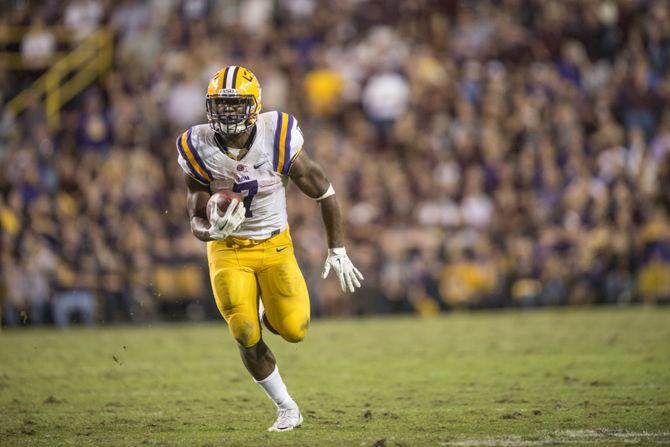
176, 111, 303, 240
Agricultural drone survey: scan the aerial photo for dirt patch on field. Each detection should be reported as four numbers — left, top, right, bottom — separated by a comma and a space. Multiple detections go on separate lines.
43, 395, 65, 404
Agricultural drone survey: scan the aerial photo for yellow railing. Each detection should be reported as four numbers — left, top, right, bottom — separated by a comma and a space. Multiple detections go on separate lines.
5, 29, 113, 130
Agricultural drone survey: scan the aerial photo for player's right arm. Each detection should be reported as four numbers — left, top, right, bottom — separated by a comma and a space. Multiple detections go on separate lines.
179, 124, 246, 242
185, 174, 215, 242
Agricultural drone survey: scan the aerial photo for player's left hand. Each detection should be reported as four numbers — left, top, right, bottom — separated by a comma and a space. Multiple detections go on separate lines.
322, 247, 364, 293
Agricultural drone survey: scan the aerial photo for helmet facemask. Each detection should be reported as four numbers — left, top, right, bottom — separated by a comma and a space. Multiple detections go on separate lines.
206, 95, 258, 136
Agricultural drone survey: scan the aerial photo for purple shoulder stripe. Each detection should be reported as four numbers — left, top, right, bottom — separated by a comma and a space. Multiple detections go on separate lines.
281, 115, 295, 175
186, 128, 213, 181
176, 133, 208, 184
272, 111, 283, 172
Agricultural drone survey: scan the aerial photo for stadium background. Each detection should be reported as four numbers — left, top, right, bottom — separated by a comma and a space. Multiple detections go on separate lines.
1, 0, 669, 328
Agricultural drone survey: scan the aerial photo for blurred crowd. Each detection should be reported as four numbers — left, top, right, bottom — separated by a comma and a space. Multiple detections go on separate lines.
1, 0, 670, 327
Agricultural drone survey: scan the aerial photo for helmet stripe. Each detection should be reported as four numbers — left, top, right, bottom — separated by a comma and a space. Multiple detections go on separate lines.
221, 67, 230, 89
232, 66, 240, 88
281, 115, 294, 175
272, 111, 283, 172
225, 65, 237, 89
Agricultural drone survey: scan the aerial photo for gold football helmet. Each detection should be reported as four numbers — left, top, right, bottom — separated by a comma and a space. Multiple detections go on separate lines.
206, 66, 262, 135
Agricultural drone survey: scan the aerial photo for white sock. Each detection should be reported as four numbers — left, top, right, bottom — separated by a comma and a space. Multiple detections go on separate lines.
254, 366, 297, 410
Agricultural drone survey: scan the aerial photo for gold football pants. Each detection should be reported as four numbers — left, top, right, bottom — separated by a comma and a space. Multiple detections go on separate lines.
207, 227, 310, 348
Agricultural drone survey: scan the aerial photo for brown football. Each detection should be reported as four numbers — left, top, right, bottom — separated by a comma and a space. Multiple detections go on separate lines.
207, 190, 242, 222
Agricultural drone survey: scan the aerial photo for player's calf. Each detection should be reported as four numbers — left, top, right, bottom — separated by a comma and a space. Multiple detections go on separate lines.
239, 340, 276, 380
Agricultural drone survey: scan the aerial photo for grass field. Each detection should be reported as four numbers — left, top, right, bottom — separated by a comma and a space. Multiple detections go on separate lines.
1, 307, 669, 446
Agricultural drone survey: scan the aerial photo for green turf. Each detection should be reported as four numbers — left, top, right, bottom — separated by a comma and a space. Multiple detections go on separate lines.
1, 307, 669, 446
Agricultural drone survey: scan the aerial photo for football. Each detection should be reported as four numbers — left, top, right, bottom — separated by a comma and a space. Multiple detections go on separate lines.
207, 190, 242, 222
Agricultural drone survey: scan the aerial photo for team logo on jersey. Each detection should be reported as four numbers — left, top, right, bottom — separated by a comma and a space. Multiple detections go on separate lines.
237, 164, 246, 172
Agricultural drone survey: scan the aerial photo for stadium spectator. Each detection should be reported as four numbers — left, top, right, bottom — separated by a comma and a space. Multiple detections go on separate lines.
1, 0, 670, 326
20, 16, 56, 69
64, 0, 104, 42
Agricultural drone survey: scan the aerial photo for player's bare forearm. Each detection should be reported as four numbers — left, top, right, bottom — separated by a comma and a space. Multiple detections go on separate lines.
318, 196, 344, 248
289, 151, 344, 248
190, 216, 214, 241
185, 174, 213, 242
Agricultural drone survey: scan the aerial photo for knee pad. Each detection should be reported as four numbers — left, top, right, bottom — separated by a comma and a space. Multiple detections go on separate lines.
227, 314, 261, 348
277, 312, 309, 343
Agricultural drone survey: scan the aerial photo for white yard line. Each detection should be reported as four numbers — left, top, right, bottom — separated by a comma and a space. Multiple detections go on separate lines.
440, 429, 670, 446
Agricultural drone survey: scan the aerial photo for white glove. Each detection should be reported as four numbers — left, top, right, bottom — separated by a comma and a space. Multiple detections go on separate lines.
321, 247, 364, 293
208, 199, 246, 240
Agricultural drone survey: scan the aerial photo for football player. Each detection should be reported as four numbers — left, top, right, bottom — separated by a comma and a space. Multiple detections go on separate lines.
176, 66, 364, 432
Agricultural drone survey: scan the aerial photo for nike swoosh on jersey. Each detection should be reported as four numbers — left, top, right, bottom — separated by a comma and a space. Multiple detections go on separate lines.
276, 247, 287, 252
254, 160, 268, 169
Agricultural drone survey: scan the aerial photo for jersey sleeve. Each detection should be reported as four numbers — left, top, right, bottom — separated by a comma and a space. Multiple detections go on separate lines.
176, 127, 213, 185
271, 112, 304, 176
